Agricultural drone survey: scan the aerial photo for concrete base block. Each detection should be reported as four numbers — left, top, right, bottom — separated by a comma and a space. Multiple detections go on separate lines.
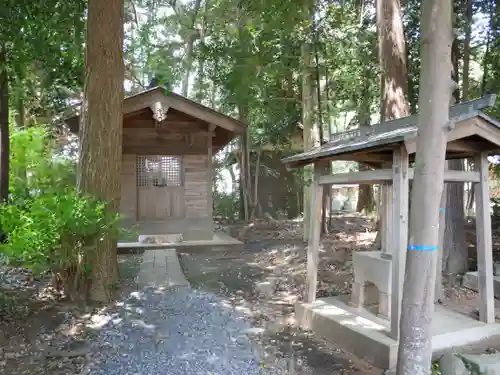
296, 295, 500, 370
378, 292, 390, 320
461, 353, 500, 375
463, 271, 500, 299
118, 232, 243, 251
349, 282, 364, 308
138, 234, 183, 244
353, 251, 392, 297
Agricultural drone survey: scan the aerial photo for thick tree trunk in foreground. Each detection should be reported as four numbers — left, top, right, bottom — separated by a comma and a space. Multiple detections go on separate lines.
78, 0, 124, 302
0, 46, 9, 206
396, 0, 453, 373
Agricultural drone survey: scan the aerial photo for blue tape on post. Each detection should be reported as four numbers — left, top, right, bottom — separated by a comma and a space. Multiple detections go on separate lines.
408, 244, 438, 252
439, 208, 446, 213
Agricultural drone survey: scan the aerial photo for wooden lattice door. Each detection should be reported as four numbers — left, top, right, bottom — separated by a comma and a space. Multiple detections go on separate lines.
136, 155, 185, 220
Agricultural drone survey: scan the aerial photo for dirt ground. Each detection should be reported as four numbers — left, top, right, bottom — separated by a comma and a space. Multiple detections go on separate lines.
2, 214, 500, 375
0, 256, 141, 375
179, 215, 382, 375
179, 214, 500, 374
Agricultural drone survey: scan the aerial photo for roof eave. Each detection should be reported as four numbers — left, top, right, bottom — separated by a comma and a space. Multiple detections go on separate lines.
61, 87, 247, 136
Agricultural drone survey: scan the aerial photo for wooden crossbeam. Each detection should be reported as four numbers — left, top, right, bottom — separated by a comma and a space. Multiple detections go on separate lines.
318, 168, 480, 185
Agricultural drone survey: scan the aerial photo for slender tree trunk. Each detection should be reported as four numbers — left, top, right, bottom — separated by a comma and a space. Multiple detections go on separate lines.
397, 0, 453, 372
78, 0, 124, 302
194, 0, 209, 103
462, 0, 473, 101
443, 159, 468, 278
14, 95, 28, 195
237, 104, 251, 222
301, 0, 319, 240
356, 74, 375, 214
0, 46, 9, 207
313, 30, 330, 234
325, 67, 334, 228
463, 0, 475, 214
180, 0, 202, 97
250, 149, 261, 219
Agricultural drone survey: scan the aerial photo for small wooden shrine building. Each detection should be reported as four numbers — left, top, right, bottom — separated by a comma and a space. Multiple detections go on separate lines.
65, 86, 246, 242
281, 94, 500, 369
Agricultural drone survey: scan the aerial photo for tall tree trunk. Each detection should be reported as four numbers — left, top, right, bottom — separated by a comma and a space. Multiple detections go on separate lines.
377, 0, 410, 122
250, 150, 261, 219
0, 46, 9, 208
78, 0, 124, 302
374, 0, 409, 249
301, 0, 319, 241
441, 19, 469, 284
462, 0, 473, 101
314, 30, 330, 234
14, 94, 28, 195
397, 0, 453, 372
238, 105, 251, 221
356, 71, 375, 215
194, 0, 209, 103
463, 0, 475, 214
180, 0, 202, 97
442, 159, 468, 278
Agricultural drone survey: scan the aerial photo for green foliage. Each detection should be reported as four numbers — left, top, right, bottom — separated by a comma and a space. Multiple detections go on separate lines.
213, 191, 240, 222
0, 125, 122, 275
0, 292, 29, 321
431, 360, 442, 375
0, 190, 122, 273
9, 125, 75, 202
1, 0, 85, 117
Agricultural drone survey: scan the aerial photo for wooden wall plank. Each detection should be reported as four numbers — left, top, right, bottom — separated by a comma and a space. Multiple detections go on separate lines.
184, 155, 209, 218
120, 154, 137, 220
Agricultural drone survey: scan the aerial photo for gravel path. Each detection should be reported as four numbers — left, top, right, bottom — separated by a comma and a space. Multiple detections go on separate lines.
83, 285, 286, 375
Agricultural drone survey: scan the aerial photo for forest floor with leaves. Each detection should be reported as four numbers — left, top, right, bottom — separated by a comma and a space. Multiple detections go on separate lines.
0, 265, 90, 375
0, 256, 143, 375
2, 214, 500, 375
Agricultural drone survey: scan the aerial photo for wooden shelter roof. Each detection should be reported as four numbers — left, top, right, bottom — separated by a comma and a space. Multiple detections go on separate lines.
282, 94, 499, 168
64, 86, 246, 153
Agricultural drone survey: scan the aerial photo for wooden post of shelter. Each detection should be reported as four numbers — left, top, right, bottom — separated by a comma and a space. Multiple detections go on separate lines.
474, 151, 495, 323
380, 182, 393, 257
306, 163, 324, 303
389, 145, 409, 340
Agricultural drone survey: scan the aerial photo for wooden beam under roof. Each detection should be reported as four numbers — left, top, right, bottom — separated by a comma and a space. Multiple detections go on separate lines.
318, 169, 480, 185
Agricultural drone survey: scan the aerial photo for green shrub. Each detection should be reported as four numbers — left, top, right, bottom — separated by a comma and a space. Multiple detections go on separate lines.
0, 189, 122, 276
0, 124, 125, 295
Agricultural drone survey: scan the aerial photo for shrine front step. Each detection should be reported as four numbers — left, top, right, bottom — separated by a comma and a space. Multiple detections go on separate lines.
137, 248, 190, 288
